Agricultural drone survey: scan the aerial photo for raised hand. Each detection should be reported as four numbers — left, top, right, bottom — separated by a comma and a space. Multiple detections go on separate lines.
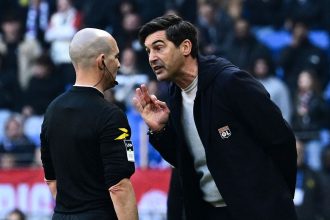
132, 84, 170, 132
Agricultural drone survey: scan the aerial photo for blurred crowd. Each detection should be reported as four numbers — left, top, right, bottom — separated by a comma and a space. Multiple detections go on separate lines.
0, 0, 330, 219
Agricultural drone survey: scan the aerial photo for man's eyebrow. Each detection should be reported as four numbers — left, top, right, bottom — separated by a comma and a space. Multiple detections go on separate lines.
144, 40, 165, 50
151, 40, 165, 45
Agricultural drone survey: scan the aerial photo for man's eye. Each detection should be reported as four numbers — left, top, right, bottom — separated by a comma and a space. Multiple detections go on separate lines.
155, 46, 162, 51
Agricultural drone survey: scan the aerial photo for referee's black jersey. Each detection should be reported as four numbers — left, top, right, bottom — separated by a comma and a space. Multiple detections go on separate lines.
40, 86, 135, 215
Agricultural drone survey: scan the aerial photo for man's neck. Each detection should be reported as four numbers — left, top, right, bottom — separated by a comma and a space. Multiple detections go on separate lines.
75, 69, 105, 94
74, 83, 104, 94
175, 58, 198, 90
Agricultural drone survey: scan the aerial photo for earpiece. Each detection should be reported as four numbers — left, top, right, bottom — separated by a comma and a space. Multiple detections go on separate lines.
100, 59, 118, 86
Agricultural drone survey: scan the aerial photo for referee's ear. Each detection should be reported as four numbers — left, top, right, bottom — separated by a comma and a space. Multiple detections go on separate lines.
96, 54, 105, 70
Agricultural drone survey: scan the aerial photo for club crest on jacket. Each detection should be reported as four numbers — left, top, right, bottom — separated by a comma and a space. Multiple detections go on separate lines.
218, 126, 231, 139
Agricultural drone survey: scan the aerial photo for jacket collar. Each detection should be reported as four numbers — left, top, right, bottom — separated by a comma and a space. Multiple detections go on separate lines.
169, 55, 235, 97
197, 55, 235, 92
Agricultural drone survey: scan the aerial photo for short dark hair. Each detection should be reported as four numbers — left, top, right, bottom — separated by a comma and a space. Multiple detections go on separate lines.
138, 14, 199, 58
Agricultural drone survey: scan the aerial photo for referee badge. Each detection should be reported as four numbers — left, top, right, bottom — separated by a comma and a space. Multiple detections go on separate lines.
218, 126, 231, 139
124, 140, 135, 162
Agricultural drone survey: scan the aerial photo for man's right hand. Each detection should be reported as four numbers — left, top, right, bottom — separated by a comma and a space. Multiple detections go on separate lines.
132, 84, 170, 132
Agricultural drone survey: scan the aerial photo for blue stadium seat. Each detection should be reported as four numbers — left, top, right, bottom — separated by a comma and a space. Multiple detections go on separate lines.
0, 110, 11, 141
309, 30, 330, 50
24, 115, 44, 147
254, 28, 291, 61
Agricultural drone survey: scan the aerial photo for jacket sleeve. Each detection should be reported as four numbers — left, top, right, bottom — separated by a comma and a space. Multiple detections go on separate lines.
149, 122, 178, 167
224, 70, 297, 197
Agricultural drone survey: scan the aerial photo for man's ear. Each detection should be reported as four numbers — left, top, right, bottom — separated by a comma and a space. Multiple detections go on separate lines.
180, 39, 192, 56
96, 54, 104, 70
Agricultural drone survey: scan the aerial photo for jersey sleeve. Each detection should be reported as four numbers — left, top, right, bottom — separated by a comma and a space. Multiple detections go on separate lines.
99, 107, 135, 188
40, 114, 56, 180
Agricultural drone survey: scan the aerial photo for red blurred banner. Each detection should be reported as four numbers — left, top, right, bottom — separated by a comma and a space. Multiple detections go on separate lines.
0, 168, 171, 218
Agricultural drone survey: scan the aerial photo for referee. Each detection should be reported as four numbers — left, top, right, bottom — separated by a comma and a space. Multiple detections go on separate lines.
40, 28, 138, 220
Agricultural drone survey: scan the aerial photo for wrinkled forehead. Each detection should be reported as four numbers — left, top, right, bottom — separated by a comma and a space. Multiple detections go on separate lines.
144, 30, 168, 48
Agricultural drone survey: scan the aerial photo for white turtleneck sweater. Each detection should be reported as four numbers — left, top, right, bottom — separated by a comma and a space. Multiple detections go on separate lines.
181, 76, 226, 207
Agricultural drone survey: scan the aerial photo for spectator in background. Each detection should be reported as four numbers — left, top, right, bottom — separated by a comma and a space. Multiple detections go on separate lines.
279, 21, 328, 92
45, 0, 82, 87
210, 0, 243, 21
78, 0, 114, 30
118, 47, 140, 75
0, 13, 24, 75
324, 80, 330, 107
0, 114, 36, 167
321, 83, 330, 139
166, 0, 197, 24
112, 12, 152, 78
78, 0, 140, 34
224, 0, 243, 21
324, 0, 330, 32
113, 13, 142, 52
294, 139, 323, 220
5, 208, 26, 220
251, 55, 292, 122
0, 51, 22, 111
284, 0, 323, 29
0, 11, 42, 91
319, 145, 330, 220
115, 47, 149, 108
22, 54, 63, 116
224, 18, 270, 71
243, 0, 285, 28
117, 0, 138, 16
111, 0, 139, 34
25, 0, 55, 48
292, 69, 328, 171
135, 0, 166, 23
197, 1, 233, 56
0, 153, 16, 169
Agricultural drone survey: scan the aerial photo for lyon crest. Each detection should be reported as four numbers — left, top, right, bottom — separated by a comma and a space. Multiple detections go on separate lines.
218, 126, 231, 139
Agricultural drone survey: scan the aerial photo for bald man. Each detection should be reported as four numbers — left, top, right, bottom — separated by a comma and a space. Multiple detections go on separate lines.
40, 28, 138, 220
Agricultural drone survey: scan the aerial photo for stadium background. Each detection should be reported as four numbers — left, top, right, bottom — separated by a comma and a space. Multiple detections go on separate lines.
0, 0, 330, 219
